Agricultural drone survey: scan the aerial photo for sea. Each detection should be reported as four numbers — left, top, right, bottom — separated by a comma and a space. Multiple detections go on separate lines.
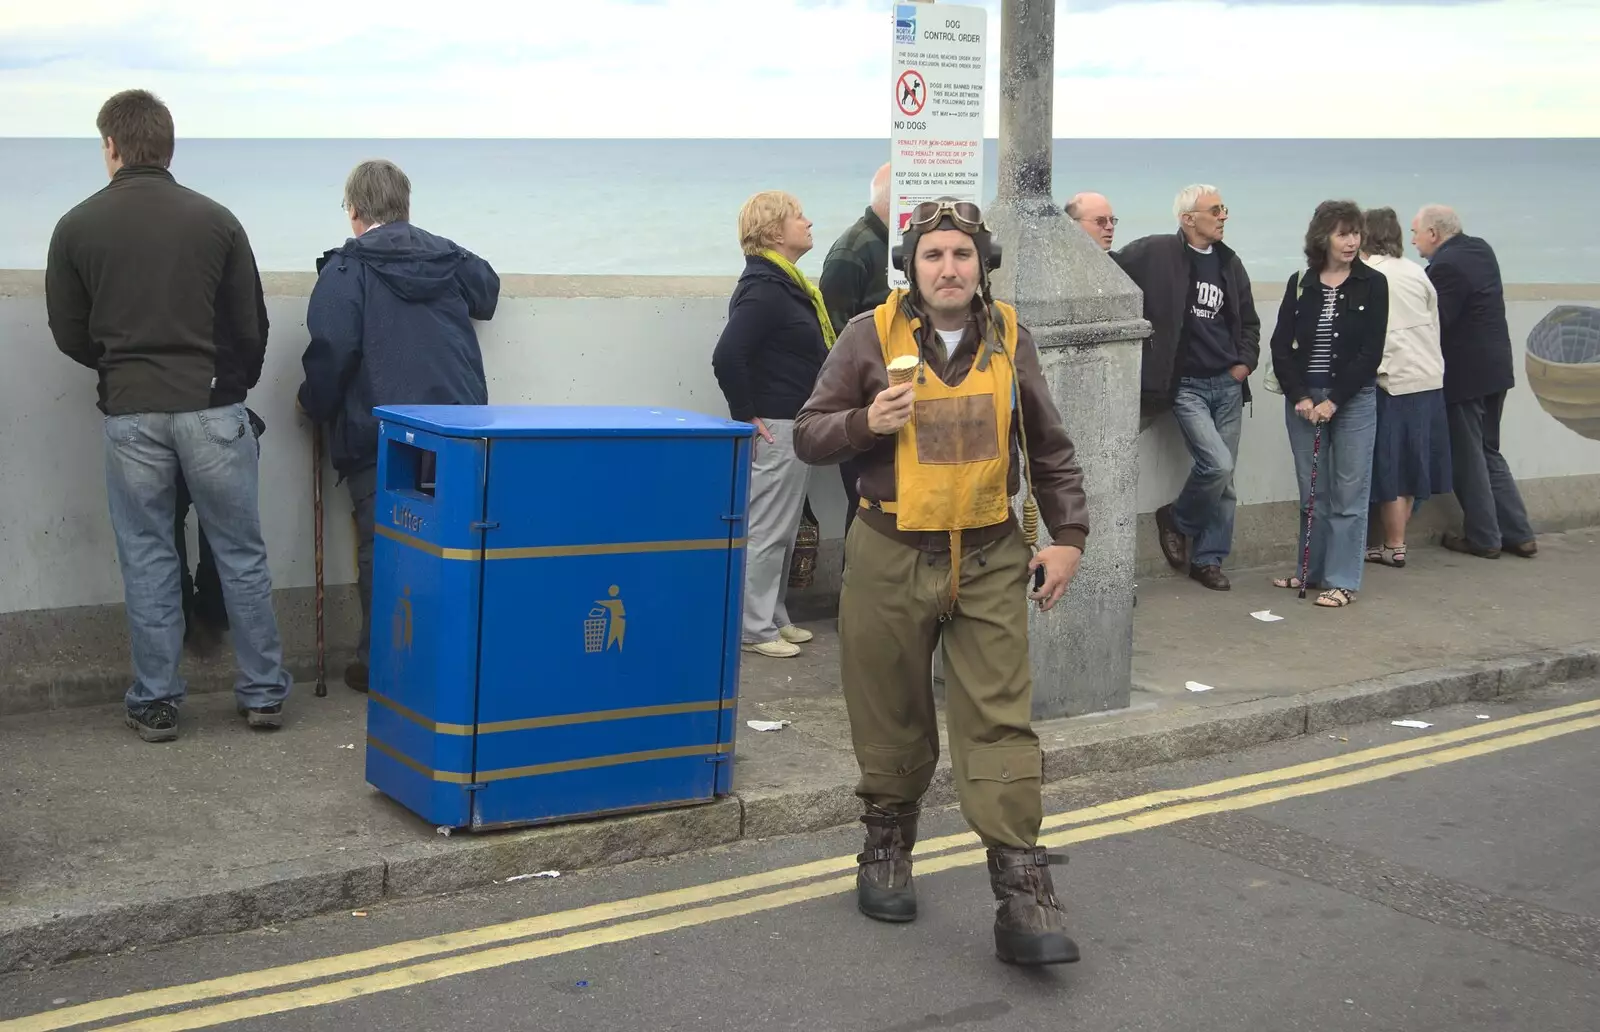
2, 138, 1596, 287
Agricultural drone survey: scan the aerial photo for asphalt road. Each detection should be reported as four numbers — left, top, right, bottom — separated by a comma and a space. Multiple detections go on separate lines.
4, 682, 1599, 1032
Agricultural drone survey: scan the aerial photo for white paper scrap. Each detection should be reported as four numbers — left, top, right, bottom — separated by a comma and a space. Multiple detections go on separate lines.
506, 871, 561, 882
1250, 610, 1285, 623
1476, 714, 1491, 720
1391, 720, 1433, 729
746, 719, 791, 732
1184, 681, 1216, 693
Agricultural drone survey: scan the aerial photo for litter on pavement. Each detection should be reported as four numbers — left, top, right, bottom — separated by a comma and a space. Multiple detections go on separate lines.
1249, 610, 1284, 622
1184, 681, 1216, 693
1391, 720, 1433, 729
746, 719, 791, 732
505, 871, 561, 882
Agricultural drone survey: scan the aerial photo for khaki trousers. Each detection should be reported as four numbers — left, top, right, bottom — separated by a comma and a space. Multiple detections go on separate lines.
838, 519, 1042, 849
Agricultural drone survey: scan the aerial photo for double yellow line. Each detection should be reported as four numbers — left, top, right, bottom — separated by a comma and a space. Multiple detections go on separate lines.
8, 699, 1598, 1032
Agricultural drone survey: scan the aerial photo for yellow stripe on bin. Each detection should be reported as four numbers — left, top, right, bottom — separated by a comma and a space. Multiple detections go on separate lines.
477, 698, 737, 734
375, 524, 746, 562
477, 743, 729, 783
370, 694, 737, 737
370, 692, 474, 736
373, 525, 477, 560
365, 736, 473, 785
367, 736, 729, 785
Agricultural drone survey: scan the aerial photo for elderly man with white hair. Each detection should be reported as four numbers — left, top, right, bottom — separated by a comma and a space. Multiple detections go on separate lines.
1067, 192, 1117, 250
1114, 184, 1261, 592
1410, 204, 1537, 560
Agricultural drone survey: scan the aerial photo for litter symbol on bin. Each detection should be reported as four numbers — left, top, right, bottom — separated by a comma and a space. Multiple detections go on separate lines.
585, 585, 626, 654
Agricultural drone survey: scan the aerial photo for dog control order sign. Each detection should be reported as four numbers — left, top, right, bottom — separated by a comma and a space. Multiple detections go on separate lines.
889, 2, 988, 290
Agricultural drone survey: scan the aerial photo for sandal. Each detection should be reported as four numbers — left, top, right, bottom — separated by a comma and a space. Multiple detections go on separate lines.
1315, 588, 1355, 608
1271, 575, 1321, 590
1364, 545, 1407, 568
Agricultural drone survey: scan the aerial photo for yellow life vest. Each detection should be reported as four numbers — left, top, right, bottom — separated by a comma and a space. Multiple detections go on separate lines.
871, 290, 1020, 613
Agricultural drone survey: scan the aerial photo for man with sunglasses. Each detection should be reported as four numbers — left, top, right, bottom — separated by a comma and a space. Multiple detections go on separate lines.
1067, 191, 1118, 251
1114, 184, 1261, 592
795, 198, 1090, 967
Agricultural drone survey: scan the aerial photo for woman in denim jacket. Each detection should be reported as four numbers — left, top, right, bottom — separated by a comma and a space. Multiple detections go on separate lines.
1268, 200, 1390, 607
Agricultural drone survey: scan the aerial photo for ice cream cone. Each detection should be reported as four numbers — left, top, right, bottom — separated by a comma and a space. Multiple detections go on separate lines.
888, 356, 919, 386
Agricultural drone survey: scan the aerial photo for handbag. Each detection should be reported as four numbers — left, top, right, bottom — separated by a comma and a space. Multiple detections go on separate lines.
1260, 272, 1310, 397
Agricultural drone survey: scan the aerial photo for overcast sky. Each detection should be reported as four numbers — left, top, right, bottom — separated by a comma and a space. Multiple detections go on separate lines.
3, 0, 1596, 138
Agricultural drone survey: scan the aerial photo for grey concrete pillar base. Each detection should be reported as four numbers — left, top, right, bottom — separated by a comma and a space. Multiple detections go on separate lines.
984, 203, 1150, 720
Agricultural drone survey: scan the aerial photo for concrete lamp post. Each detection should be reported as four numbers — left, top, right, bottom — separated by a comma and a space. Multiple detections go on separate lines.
985, 0, 1151, 719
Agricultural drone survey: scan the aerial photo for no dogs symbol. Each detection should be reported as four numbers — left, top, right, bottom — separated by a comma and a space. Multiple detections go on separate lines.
896, 70, 926, 116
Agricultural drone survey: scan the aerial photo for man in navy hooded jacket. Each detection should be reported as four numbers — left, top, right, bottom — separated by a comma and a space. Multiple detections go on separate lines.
297, 159, 500, 693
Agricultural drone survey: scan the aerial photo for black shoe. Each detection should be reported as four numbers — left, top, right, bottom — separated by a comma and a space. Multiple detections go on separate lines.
239, 703, 284, 730
344, 661, 370, 694
1504, 539, 1538, 558
125, 701, 180, 743
856, 805, 920, 923
1441, 532, 1500, 559
1154, 505, 1188, 570
988, 847, 1081, 966
1189, 563, 1231, 591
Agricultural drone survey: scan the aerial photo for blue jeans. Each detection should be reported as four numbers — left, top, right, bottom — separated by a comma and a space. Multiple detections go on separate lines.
103, 405, 292, 711
1170, 373, 1244, 568
1285, 386, 1378, 593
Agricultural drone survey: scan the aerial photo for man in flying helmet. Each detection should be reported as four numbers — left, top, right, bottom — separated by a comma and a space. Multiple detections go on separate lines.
795, 197, 1092, 965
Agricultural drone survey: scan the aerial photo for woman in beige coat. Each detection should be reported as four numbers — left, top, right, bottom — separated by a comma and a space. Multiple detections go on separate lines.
1361, 207, 1452, 567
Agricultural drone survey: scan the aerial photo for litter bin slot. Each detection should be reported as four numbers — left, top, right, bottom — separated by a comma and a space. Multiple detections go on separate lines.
387, 439, 438, 499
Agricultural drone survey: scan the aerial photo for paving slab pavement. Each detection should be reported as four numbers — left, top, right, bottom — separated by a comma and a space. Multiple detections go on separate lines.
2, 529, 1596, 972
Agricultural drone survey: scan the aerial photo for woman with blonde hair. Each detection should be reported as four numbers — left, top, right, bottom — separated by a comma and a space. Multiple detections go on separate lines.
712, 191, 832, 657
1360, 206, 1451, 568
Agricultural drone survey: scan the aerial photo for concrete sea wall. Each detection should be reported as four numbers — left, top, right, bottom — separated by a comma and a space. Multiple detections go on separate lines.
3, 270, 1598, 713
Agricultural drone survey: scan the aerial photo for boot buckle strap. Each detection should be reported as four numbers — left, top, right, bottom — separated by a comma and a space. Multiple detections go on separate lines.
990, 846, 1066, 869
860, 807, 921, 829
857, 847, 909, 865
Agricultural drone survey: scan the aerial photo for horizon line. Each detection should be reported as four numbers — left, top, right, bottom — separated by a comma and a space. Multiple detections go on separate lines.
3, 135, 1596, 143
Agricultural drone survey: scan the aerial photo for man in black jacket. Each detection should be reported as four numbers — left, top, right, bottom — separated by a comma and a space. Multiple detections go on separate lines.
1114, 184, 1261, 591
46, 89, 292, 741
818, 162, 891, 532
297, 159, 500, 693
1412, 205, 1536, 559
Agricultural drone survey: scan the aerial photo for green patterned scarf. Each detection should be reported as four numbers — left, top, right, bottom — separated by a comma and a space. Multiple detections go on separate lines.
759, 248, 838, 350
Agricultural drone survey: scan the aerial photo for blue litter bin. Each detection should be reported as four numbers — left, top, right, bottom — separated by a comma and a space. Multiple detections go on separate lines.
364, 405, 755, 830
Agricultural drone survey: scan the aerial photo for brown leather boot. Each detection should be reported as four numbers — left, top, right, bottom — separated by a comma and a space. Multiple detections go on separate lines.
987, 847, 1080, 966
856, 805, 920, 922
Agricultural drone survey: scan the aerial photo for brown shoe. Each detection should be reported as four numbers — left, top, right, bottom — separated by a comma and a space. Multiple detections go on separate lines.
1154, 505, 1188, 570
987, 847, 1080, 966
1441, 532, 1500, 559
856, 806, 919, 923
1504, 539, 1537, 558
1189, 564, 1231, 591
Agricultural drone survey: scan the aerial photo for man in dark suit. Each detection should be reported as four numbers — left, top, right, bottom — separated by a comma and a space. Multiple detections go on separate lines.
1411, 205, 1536, 559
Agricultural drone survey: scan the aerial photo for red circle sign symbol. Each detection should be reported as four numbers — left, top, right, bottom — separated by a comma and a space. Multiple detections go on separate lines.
896, 70, 926, 116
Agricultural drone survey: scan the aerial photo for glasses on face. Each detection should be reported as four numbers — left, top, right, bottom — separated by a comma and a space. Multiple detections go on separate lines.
908, 200, 986, 234
1187, 204, 1228, 218
1078, 215, 1119, 228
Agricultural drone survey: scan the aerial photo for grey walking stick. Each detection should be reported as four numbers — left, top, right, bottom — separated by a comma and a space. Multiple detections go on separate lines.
1298, 422, 1325, 600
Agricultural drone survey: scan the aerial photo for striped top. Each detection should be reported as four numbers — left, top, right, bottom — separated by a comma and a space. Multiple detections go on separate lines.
1305, 284, 1338, 387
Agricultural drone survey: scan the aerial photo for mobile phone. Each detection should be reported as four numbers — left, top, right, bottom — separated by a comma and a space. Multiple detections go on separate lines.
1032, 565, 1045, 592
